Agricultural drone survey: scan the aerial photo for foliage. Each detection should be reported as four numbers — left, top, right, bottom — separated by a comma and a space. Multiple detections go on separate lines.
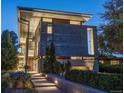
65, 70, 122, 92
10, 71, 31, 80
43, 42, 72, 74
1, 72, 34, 93
64, 61, 71, 72
98, 0, 123, 55
99, 63, 123, 73
43, 42, 63, 74
1, 30, 18, 70
1, 80, 9, 93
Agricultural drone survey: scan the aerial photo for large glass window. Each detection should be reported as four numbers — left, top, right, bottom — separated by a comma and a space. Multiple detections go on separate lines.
47, 24, 52, 34
87, 28, 94, 55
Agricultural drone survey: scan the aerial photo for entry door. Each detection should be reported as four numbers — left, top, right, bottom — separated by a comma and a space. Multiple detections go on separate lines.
28, 58, 33, 71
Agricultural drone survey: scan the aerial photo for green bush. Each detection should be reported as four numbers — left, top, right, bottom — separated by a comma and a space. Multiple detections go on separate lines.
65, 70, 123, 92
1, 72, 34, 93
99, 63, 123, 73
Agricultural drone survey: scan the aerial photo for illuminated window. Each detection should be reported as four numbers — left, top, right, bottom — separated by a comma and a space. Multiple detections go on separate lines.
47, 24, 52, 34
111, 60, 119, 65
71, 56, 82, 60
87, 28, 94, 55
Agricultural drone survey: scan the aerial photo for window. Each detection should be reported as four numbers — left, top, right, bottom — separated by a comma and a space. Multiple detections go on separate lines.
87, 28, 94, 55
111, 60, 119, 65
71, 56, 82, 60
47, 24, 52, 34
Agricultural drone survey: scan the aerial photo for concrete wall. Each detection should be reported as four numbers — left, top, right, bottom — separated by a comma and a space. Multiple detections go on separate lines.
46, 74, 108, 93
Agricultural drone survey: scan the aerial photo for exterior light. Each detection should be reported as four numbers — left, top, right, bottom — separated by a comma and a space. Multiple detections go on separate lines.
54, 79, 58, 85
45, 75, 48, 78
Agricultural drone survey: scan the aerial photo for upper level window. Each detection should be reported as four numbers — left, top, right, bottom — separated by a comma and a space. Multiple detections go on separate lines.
47, 24, 52, 34
87, 28, 94, 55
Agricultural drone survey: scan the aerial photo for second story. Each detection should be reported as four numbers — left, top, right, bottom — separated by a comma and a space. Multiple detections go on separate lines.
18, 6, 97, 57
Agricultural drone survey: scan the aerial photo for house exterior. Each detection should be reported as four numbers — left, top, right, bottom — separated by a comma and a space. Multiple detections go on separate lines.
18, 6, 98, 72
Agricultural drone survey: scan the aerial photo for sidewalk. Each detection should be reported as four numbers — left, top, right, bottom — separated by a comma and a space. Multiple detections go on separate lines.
31, 73, 65, 93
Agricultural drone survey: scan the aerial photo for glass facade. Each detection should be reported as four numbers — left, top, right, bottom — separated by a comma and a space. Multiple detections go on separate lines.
39, 22, 96, 57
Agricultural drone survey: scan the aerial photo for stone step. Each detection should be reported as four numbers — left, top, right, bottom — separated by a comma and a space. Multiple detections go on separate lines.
33, 82, 56, 87
31, 74, 42, 77
31, 73, 65, 93
35, 87, 65, 93
35, 84, 56, 87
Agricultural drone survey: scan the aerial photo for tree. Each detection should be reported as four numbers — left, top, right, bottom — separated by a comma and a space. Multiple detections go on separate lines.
44, 42, 57, 73
98, 0, 123, 56
43, 42, 64, 74
64, 61, 71, 73
1, 30, 18, 70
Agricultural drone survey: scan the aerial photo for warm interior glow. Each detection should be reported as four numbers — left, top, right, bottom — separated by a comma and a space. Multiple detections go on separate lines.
47, 24, 52, 34
111, 60, 119, 65
71, 56, 82, 60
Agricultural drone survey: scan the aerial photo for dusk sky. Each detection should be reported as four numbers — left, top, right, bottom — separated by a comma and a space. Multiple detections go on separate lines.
2, 0, 106, 36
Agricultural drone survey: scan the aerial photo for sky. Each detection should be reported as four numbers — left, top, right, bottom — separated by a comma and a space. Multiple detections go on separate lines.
2, 0, 106, 36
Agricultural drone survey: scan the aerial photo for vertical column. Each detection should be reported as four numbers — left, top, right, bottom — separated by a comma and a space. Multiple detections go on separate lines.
83, 27, 95, 71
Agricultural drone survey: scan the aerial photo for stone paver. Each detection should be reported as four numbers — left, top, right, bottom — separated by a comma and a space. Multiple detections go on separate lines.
31, 73, 65, 93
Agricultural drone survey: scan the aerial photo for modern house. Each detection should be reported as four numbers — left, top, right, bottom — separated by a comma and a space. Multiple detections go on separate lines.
18, 6, 98, 72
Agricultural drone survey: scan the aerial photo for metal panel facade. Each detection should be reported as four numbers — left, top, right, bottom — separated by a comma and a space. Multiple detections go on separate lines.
39, 22, 97, 57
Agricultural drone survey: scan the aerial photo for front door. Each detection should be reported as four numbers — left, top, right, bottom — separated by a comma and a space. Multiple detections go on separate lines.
28, 57, 33, 71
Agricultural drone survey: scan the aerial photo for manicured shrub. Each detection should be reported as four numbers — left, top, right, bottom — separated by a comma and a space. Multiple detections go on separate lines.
65, 70, 123, 92
99, 63, 123, 73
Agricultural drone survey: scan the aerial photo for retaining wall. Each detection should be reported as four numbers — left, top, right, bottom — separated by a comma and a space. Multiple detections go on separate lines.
46, 74, 108, 93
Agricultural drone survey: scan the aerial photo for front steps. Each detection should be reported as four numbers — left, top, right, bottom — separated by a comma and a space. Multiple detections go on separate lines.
31, 73, 65, 93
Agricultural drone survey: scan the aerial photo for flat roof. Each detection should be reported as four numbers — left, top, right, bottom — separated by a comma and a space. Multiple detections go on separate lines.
18, 6, 92, 17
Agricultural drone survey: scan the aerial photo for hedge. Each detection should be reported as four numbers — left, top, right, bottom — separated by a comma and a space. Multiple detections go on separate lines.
65, 70, 123, 92
99, 63, 123, 73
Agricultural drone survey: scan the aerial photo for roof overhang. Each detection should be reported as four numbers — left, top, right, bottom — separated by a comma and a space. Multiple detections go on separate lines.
18, 6, 92, 42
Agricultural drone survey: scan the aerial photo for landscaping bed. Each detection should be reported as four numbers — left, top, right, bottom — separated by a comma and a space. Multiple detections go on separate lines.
1, 71, 37, 93
65, 70, 123, 92
99, 63, 123, 73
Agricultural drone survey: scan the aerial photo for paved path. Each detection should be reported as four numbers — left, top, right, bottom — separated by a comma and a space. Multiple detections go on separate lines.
31, 73, 65, 93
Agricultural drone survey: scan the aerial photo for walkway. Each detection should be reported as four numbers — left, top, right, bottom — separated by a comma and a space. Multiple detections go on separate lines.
31, 73, 65, 93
